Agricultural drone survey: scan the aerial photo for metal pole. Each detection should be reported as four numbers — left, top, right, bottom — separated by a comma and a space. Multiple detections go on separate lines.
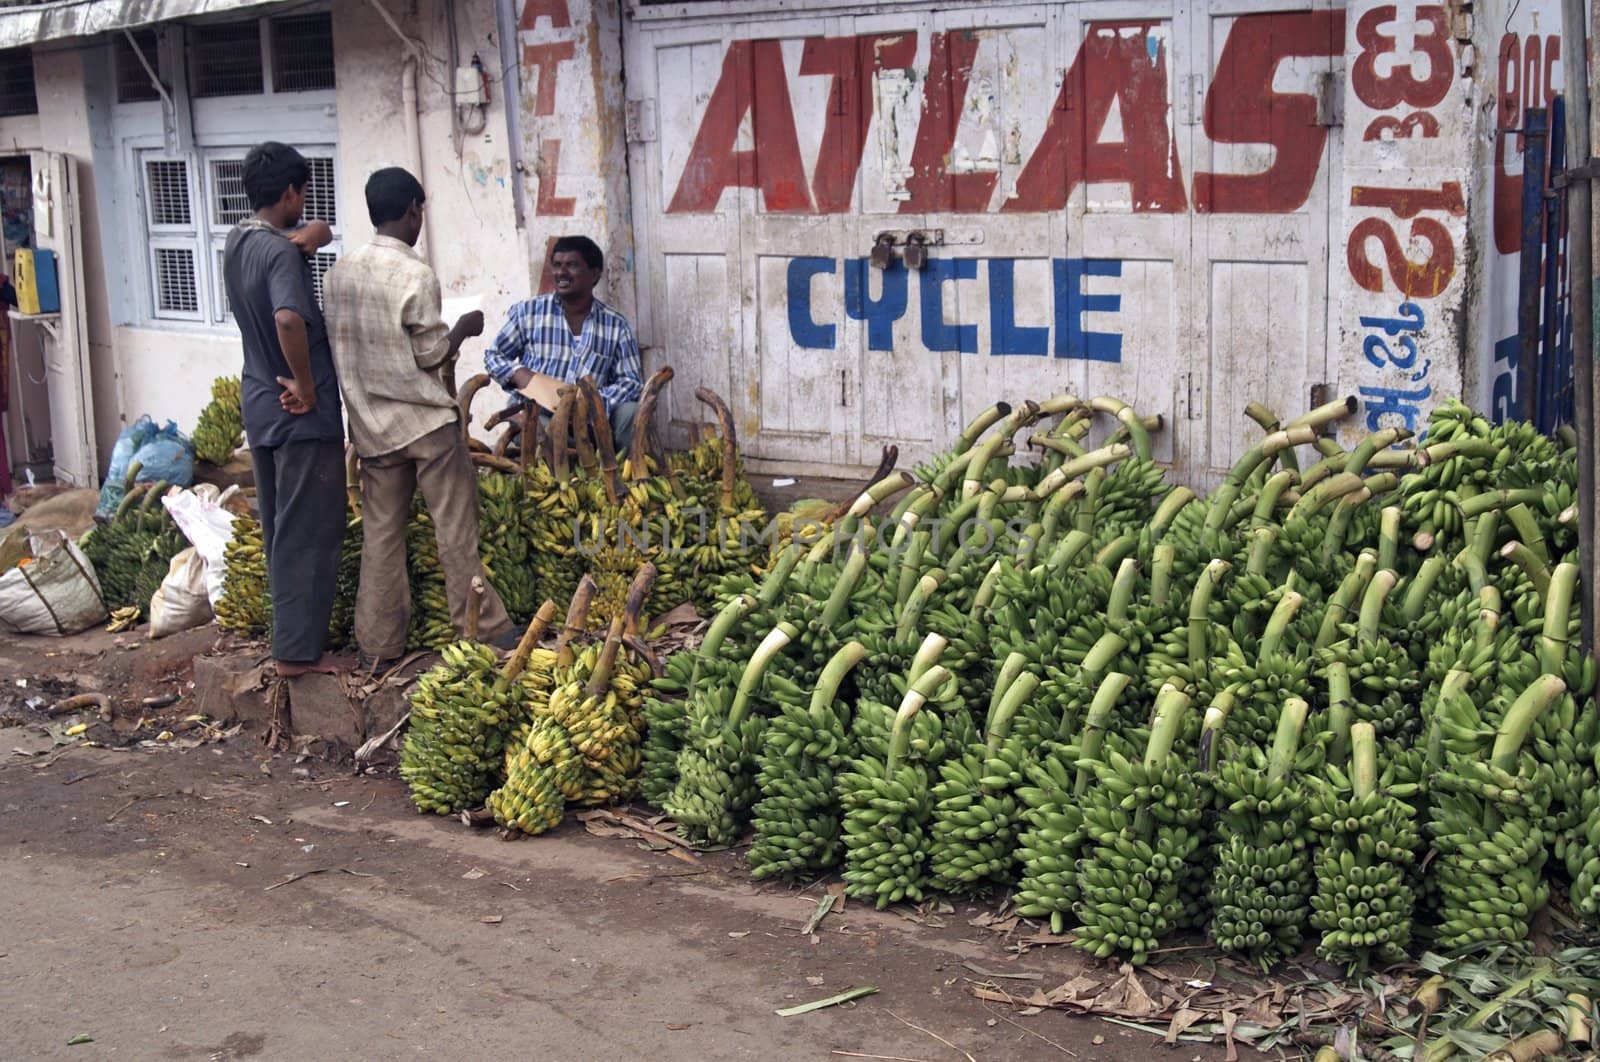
1562, 0, 1594, 652
1520, 109, 1549, 425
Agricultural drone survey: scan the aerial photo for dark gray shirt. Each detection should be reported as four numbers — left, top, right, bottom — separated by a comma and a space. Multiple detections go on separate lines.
223, 223, 343, 449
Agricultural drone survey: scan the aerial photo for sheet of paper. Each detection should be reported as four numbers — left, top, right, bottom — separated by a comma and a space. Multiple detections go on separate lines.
517, 376, 563, 411
440, 294, 483, 327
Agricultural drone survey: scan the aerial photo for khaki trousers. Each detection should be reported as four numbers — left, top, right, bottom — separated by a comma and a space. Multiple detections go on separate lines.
355, 422, 511, 658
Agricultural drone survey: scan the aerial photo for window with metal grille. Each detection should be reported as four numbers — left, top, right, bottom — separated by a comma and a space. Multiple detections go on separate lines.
189, 22, 263, 98
304, 156, 337, 226
308, 251, 336, 308
0, 48, 36, 117
154, 247, 200, 314
209, 158, 250, 226
271, 14, 335, 92
116, 31, 161, 103
145, 159, 192, 227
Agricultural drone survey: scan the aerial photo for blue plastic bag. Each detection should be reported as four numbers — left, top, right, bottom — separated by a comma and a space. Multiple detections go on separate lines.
94, 415, 157, 520
130, 421, 196, 489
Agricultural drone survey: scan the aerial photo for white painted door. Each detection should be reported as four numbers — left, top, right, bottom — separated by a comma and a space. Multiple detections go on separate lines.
29, 151, 98, 488
1187, 0, 1342, 481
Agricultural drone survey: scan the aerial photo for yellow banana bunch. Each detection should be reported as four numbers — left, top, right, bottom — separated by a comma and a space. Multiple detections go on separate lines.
193, 375, 244, 466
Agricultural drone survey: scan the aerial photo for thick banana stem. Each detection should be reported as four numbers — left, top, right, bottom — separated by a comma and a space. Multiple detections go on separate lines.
1251, 471, 1297, 526
1473, 587, 1504, 654
898, 570, 945, 639
1400, 556, 1447, 624
954, 402, 1012, 455
1540, 563, 1579, 677
1089, 395, 1151, 461
906, 632, 948, 686
1076, 467, 1107, 535
729, 623, 798, 729
549, 387, 577, 483
895, 530, 931, 608
1047, 528, 1094, 570
1151, 543, 1176, 610
456, 373, 492, 447
585, 614, 628, 696
1503, 503, 1549, 564
1038, 480, 1088, 541
1490, 675, 1567, 771
1259, 590, 1304, 658
986, 672, 1041, 754
1266, 696, 1309, 783
693, 387, 741, 512
1106, 557, 1141, 624
1350, 721, 1378, 800
819, 542, 869, 629
620, 562, 659, 638
1286, 395, 1359, 432
503, 599, 561, 681
1425, 669, 1472, 769
1357, 569, 1399, 644
1456, 487, 1547, 520
627, 366, 673, 481
1036, 392, 1083, 418
967, 560, 1004, 621
1188, 559, 1231, 667
579, 377, 621, 504
1225, 425, 1319, 488
1246, 525, 1276, 577
1095, 534, 1138, 570
1082, 632, 1130, 673
691, 594, 756, 688
1142, 685, 1192, 770
1326, 664, 1353, 764
570, 384, 598, 477
810, 641, 869, 725
988, 651, 1029, 731
1343, 427, 1412, 475
1072, 672, 1133, 787
1378, 506, 1402, 572
887, 665, 953, 774
1500, 541, 1553, 596
1197, 689, 1235, 775
1150, 487, 1195, 540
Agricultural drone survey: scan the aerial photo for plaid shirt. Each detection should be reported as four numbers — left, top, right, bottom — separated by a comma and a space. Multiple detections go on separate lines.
483, 294, 643, 416
323, 235, 457, 457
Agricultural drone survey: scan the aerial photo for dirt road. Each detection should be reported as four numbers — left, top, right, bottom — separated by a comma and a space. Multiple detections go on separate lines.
0, 628, 1245, 1061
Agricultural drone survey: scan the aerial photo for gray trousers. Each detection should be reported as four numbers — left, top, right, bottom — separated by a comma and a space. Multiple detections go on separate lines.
355, 422, 512, 659
252, 439, 346, 664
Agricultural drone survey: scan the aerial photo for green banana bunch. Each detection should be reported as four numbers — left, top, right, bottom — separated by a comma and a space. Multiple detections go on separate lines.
400, 639, 513, 814
1207, 698, 1314, 968
216, 511, 270, 636
1013, 672, 1132, 933
747, 641, 865, 880
926, 671, 1039, 895
1306, 722, 1418, 972
1073, 685, 1200, 965
838, 667, 951, 909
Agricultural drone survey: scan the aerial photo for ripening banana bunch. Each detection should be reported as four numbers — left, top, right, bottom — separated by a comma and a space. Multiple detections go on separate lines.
1073, 687, 1200, 966
1427, 674, 1563, 952
406, 502, 455, 651
640, 649, 696, 809
838, 672, 949, 910
927, 672, 1039, 896
476, 470, 539, 622
192, 375, 244, 466
1306, 724, 1418, 973
400, 640, 511, 814
539, 632, 653, 806
747, 641, 865, 881
216, 511, 270, 636
1207, 699, 1315, 969
489, 716, 583, 836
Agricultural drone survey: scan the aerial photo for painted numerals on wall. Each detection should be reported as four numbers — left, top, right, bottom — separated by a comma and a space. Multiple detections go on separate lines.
786, 256, 1123, 361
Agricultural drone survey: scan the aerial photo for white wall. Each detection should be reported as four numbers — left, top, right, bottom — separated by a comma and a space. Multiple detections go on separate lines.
332, 0, 534, 436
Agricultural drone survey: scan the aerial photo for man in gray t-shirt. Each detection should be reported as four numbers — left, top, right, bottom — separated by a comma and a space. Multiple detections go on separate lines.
222, 142, 347, 676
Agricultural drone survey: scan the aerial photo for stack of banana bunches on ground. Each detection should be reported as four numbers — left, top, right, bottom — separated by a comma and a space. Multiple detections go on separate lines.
216, 367, 772, 649
633, 394, 1598, 980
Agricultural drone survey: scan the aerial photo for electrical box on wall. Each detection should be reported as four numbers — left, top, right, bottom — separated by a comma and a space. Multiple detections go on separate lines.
453, 67, 485, 108
14, 247, 59, 314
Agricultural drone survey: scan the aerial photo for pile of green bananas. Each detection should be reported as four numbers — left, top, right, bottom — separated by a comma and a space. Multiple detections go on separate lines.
1306, 721, 1418, 972
192, 375, 243, 465
215, 511, 270, 635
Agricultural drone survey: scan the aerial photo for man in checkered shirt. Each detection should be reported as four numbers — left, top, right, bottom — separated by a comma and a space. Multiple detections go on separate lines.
482, 236, 644, 448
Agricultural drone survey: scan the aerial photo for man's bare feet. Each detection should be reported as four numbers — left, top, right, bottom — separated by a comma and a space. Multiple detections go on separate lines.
275, 654, 354, 677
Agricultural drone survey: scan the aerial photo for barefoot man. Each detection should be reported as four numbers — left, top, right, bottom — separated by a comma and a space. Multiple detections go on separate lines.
222, 141, 346, 676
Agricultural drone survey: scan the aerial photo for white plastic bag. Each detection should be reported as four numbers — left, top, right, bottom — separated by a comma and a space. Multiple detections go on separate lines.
162, 484, 240, 606
0, 530, 109, 636
148, 547, 214, 639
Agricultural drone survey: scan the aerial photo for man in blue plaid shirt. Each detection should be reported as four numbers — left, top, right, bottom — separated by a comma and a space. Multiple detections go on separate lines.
483, 235, 643, 447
